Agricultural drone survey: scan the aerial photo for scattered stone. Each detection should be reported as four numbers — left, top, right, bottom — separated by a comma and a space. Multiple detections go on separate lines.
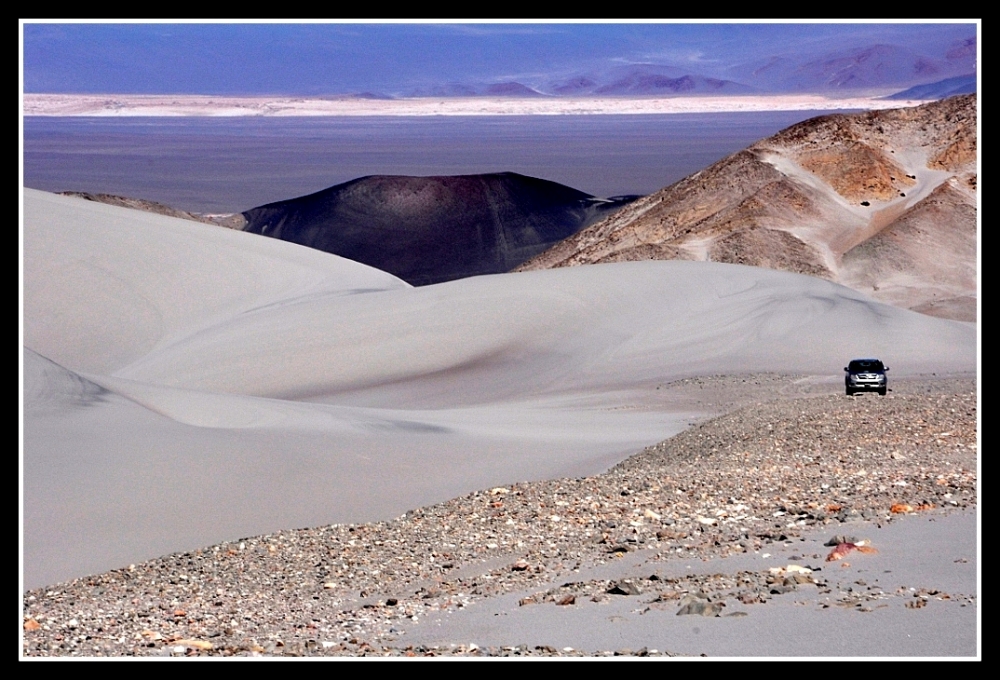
677, 598, 725, 617
607, 579, 642, 596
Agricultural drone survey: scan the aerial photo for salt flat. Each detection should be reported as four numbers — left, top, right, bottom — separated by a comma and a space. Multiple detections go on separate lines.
22, 93, 929, 118
21, 189, 976, 590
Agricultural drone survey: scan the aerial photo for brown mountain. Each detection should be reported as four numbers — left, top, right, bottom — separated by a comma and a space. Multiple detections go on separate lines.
516, 94, 977, 321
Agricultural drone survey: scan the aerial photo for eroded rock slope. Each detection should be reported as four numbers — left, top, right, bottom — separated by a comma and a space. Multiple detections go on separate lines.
517, 95, 977, 321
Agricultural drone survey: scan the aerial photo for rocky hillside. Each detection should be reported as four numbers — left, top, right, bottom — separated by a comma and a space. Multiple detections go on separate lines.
516, 95, 977, 321
57, 192, 246, 230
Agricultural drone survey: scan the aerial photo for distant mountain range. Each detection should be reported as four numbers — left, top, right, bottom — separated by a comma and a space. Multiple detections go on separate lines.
240, 173, 640, 286
406, 73, 752, 98
885, 74, 976, 100
392, 37, 975, 99
732, 43, 971, 94
516, 94, 977, 322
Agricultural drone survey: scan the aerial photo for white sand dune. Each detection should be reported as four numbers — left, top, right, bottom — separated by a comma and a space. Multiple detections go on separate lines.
21, 189, 976, 590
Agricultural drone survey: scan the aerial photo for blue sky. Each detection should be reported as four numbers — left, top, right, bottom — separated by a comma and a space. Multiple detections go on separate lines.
21, 21, 978, 96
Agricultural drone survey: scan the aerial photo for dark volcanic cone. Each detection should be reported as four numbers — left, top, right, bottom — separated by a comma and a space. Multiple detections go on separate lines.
242, 173, 637, 286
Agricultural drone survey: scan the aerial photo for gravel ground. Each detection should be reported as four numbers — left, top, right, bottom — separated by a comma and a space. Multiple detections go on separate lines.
21, 375, 977, 658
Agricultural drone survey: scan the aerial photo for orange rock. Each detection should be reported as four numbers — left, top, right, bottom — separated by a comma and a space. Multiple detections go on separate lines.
827, 543, 856, 561
23, 618, 40, 631
827, 541, 877, 561
891, 503, 914, 514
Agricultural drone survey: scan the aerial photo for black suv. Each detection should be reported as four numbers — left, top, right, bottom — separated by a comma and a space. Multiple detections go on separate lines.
844, 358, 888, 396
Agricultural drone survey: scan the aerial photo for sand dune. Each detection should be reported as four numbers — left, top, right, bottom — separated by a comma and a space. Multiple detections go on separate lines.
24, 190, 409, 374
22, 189, 975, 590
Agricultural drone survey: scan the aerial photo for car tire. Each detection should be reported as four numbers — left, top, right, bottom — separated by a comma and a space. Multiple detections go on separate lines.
846, 387, 854, 396
878, 388, 887, 396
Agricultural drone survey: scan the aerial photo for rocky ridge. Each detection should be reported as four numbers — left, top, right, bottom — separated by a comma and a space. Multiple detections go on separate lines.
57, 192, 246, 230
515, 95, 977, 322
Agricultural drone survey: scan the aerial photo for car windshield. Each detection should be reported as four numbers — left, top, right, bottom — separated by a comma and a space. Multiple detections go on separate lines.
849, 360, 884, 372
